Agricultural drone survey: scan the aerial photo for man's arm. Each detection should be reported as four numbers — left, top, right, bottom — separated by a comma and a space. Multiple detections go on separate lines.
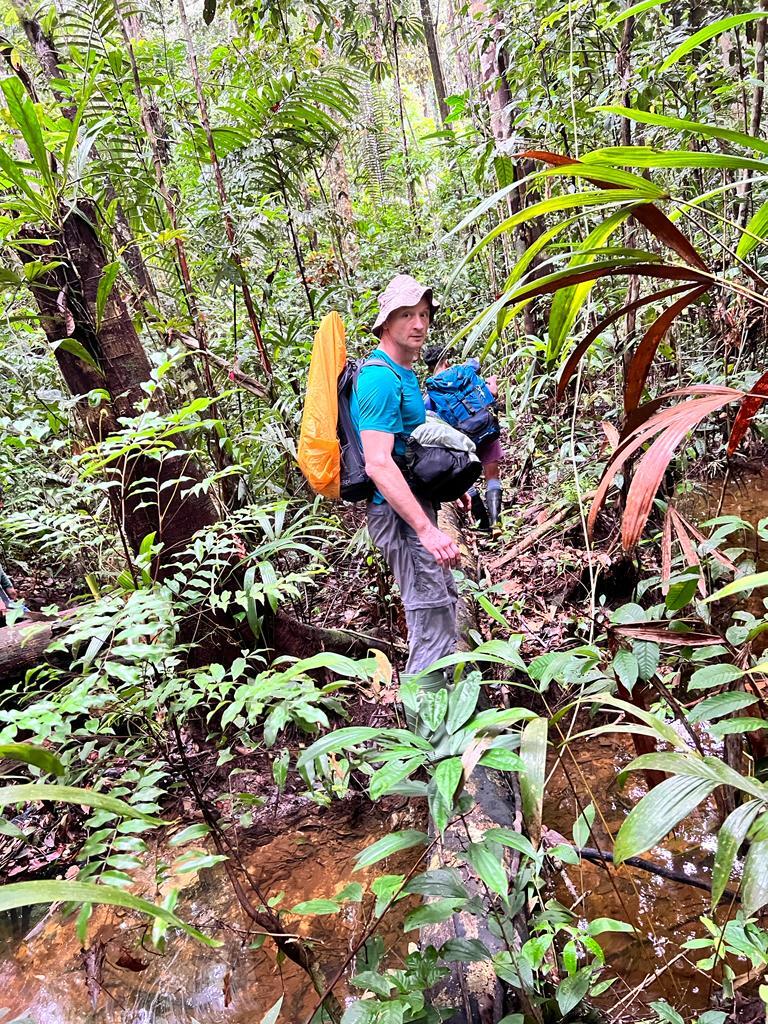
361, 430, 460, 568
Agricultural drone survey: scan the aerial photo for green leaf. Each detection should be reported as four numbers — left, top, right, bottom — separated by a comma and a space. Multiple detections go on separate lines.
260, 996, 283, 1024
688, 692, 757, 724
446, 676, 481, 734
573, 802, 595, 849
0, 783, 162, 823
478, 749, 525, 772
353, 830, 428, 871
463, 841, 508, 898
519, 717, 547, 842
369, 756, 424, 800
52, 337, 101, 372
484, 827, 536, 858
741, 837, 768, 916
547, 207, 631, 362
404, 869, 468, 899
650, 1000, 685, 1024
556, 969, 591, 1015
634, 641, 661, 681
404, 897, 465, 931
169, 823, 211, 846
738, 201, 768, 259
614, 776, 718, 864
419, 688, 448, 732
0, 880, 218, 946
689, 663, 744, 690
705, 572, 768, 602
440, 937, 491, 962
593, 105, 768, 157
172, 851, 228, 873
613, 650, 639, 691
290, 898, 341, 915
96, 262, 120, 331
297, 727, 381, 768
608, 0, 671, 24
659, 12, 768, 72
1, 78, 52, 186
434, 757, 463, 810
710, 717, 768, 737
586, 917, 635, 935
0, 743, 63, 776
711, 800, 762, 905
665, 575, 699, 611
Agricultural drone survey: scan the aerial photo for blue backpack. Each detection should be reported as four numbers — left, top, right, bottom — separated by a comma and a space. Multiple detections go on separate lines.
425, 364, 500, 448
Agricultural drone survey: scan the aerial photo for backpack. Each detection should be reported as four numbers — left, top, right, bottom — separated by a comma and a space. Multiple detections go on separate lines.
298, 313, 480, 503
296, 312, 386, 502
425, 364, 500, 448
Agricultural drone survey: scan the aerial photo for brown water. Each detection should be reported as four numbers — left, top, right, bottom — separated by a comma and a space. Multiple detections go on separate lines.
544, 729, 727, 1023
0, 802, 420, 1023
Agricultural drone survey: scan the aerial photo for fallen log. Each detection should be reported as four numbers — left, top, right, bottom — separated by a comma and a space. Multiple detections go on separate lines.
0, 615, 68, 686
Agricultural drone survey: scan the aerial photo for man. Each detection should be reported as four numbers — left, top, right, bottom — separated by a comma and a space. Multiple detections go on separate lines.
352, 274, 461, 676
423, 347, 505, 527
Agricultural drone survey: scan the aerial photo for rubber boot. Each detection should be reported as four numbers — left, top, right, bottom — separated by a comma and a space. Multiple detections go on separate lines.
470, 490, 491, 532
486, 486, 502, 526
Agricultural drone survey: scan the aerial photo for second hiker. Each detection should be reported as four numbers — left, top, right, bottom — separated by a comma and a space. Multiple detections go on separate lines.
352, 274, 461, 677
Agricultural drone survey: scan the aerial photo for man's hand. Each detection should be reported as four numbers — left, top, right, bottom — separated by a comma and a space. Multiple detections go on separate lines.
7, 588, 17, 600
455, 492, 471, 513
0, 600, 6, 615
417, 522, 461, 568
487, 374, 498, 397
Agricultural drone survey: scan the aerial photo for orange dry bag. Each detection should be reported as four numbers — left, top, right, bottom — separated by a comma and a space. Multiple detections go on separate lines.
297, 312, 348, 499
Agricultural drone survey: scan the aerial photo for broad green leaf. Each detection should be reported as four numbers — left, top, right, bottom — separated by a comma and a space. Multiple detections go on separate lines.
711, 799, 762, 905
463, 841, 508, 898
519, 717, 547, 843
297, 727, 381, 768
404, 897, 465, 931
52, 337, 101, 372
405, 869, 468, 899
573, 802, 595, 849
169, 822, 211, 846
710, 717, 768, 737
353, 830, 428, 871
634, 641, 660, 681
666, 576, 699, 611
369, 756, 424, 801
0, 743, 63, 776
485, 827, 536, 858
742, 838, 768, 915
0, 880, 217, 945
705, 572, 768, 602
433, 757, 463, 810
586, 917, 635, 935
172, 851, 228, 873
585, 146, 768, 174
0, 784, 162, 823
440, 937, 491, 962
1, 78, 52, 186
96, 262, 120, 330
738, 201, 768, 259
688, 692, 757, 724
593, 105, 768, 157
650, 1001, 685, 1024
556, 969, 591, 1015
581, 693, 686, 748
608, 0, 671, 24
613, 650, 639, 691
622, 752, 768, 799
446, 676, 481, 734
419, 688, 448, 732
547, 207, 631, 362
478, 749, 525, 772
290, 898, 341, 915
689, 663, 744, 690
660, 13, 768, 72
614, 775, 718, 864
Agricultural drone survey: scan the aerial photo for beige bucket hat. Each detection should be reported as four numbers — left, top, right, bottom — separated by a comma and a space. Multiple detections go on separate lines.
372, 274, 439, 337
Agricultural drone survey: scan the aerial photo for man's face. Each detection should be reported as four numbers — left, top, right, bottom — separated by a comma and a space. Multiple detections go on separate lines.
382, 298, 430, 356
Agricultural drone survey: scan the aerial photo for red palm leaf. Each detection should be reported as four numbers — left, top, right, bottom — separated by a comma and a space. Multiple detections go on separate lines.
623, 286, 710, 413
727, 367, 768, 455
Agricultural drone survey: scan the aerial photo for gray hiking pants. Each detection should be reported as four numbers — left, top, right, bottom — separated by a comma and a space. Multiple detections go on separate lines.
367, 499, 458, 676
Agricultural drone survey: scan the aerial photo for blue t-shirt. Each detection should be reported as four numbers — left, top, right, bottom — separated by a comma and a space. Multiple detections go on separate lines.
351, 348, 426, 505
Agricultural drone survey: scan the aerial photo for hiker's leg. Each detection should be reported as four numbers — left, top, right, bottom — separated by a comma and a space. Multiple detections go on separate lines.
367, 500, 457, 677
480, 440, 504, 525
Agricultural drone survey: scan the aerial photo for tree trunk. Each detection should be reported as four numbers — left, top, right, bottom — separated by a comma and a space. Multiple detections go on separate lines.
419, 0, 450, 124
18, 202, 219, 560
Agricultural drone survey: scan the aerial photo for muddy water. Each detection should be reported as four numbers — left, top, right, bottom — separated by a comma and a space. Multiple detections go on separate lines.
544, 731, 723, 1022
0, 803, 419, 1023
